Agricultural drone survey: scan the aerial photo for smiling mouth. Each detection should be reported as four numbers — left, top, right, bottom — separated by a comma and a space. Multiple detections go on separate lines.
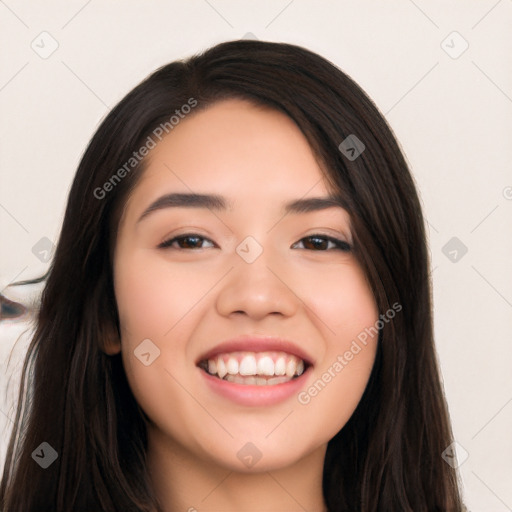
197, 350, 308, 386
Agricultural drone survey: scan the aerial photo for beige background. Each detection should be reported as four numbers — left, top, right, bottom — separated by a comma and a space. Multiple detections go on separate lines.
1, 1, 511, 510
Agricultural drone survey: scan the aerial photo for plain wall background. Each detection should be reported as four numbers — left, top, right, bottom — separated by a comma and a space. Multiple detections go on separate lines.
1, 1, 511, 510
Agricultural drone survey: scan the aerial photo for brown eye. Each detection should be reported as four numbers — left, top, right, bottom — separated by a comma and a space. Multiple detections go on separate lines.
293, 235, 351, 251
158, 234, 216, 250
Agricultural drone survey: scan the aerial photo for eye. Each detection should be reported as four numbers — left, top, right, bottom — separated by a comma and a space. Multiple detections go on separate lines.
0, 294, 27, 321
292, 234, 351, 251
158, 234, 216, 250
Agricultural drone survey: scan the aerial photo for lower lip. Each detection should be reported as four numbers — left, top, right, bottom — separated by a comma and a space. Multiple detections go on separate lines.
199, 367, 311, 407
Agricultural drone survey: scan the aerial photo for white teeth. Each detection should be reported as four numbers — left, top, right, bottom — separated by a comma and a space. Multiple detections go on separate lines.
217, 358, 227, 379
274, 357, 286, 376
285, 359, 296, 377
239, 354, 257, 376
225, 374, 244, 384
257, 356, 275, 376
267, 376, 290, 385
226, 357, 238, 375
202, 350, 308, 383
208, 359, 217, 375
223, 374, 291, 386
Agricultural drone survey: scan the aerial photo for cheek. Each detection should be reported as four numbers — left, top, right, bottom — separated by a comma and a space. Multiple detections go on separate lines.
114, 249, 210, 338
293, 263, 379, 435
113, 251, 190, 397
300, 262, 379, 342
113, 250, 209, 435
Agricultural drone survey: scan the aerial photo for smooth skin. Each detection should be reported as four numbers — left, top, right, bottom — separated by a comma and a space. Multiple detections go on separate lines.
106, 99, 379, 512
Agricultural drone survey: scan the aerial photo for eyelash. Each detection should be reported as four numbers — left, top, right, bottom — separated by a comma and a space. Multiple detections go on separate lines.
158, 233, 351, 252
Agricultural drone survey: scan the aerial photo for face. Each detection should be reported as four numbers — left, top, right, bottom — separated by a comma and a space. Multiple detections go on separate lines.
111, 98, 379, 472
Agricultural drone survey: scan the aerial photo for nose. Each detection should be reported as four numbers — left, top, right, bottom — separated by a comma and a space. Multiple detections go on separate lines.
214, 247, 300, 321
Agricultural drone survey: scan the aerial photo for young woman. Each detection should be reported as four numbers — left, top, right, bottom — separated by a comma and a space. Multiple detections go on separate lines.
0, 40, 465, 511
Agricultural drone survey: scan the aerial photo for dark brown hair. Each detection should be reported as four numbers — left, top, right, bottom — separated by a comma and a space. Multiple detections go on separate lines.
1, 40, 464, 511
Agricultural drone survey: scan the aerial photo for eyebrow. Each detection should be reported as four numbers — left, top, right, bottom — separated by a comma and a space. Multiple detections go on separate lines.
137, 192, 347, 223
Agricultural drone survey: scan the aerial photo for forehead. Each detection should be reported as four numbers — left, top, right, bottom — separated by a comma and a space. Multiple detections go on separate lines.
123, 98, 336, 218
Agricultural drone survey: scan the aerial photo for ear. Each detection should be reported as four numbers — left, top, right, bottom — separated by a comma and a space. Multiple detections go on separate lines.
99, 321, 122, 355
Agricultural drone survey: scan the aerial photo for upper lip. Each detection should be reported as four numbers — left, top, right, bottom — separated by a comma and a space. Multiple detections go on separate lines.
195, 335, 315, 367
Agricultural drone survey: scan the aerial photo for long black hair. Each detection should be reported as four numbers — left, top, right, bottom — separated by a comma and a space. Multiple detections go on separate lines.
1, 39, 464, 511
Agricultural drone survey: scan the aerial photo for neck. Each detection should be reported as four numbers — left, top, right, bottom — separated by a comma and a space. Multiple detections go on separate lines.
146, 426, 328, 512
